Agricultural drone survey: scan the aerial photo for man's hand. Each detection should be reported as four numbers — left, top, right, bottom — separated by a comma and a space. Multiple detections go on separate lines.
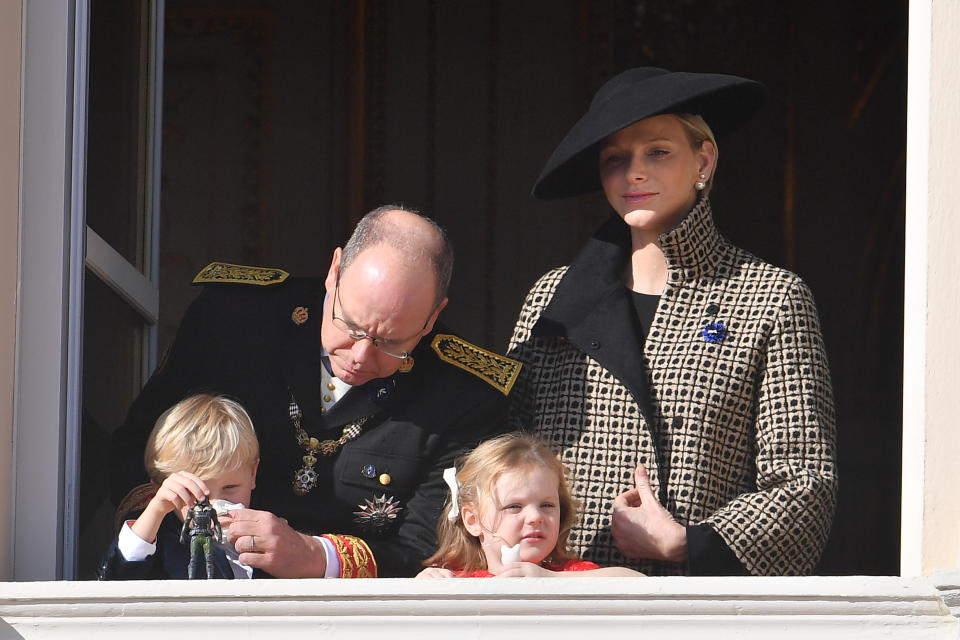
221, 508, 328, 578
611, 464, 687, 563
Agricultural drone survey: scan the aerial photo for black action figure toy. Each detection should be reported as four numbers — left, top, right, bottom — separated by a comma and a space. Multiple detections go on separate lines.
180, 497, 223, 579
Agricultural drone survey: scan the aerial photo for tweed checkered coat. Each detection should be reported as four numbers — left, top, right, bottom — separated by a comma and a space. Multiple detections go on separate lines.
506, 198, 838, 576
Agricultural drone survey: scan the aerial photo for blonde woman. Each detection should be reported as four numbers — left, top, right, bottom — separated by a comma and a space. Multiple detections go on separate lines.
508, 68, 838, 576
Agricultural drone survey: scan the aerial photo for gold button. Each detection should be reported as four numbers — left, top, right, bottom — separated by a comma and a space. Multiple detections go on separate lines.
323, 394, 331, 402
378, 473, 391, 486
320, 407, 326, 414
327, 382, 336, 391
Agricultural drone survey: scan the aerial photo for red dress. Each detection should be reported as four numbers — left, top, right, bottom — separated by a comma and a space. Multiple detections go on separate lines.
455, 558, 600, 577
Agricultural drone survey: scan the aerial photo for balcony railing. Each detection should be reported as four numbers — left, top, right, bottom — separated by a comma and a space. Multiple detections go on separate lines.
1, 575, 959, 639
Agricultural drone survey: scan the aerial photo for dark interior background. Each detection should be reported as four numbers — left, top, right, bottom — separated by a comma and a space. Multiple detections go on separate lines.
80, 0, 906, 577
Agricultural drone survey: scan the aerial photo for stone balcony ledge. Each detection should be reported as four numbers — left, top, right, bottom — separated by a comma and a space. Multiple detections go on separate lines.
1, 575, 958, 639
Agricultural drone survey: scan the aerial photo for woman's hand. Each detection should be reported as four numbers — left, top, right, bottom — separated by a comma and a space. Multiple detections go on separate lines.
611, 465, 687, 563
415, 567, 455, 579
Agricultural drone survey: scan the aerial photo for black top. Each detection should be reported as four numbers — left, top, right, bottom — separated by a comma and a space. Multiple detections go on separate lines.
628, 289, 660, 343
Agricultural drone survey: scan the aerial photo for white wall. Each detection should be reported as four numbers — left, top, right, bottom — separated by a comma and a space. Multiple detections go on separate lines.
903, 0, 960, 576
922, 0, 960, 574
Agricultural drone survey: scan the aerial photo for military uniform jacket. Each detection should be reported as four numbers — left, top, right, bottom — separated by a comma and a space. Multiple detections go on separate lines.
110, 274, 517, 578
506, 198, 838, 576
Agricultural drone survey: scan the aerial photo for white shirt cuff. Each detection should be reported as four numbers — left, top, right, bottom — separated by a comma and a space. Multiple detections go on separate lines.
316, 536, 341, 578
117, 520, 157, 562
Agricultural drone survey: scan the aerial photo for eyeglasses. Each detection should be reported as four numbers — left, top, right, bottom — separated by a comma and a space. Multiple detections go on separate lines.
330, 280, 429, 359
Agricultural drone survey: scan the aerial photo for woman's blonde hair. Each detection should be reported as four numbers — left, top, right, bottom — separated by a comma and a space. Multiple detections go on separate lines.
145, 394, 259, 484
675, 113, 719, 196
423, 432, 578, 573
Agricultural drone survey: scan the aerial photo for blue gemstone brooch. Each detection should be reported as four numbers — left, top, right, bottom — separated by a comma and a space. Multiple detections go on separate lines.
702, 321, 727, 344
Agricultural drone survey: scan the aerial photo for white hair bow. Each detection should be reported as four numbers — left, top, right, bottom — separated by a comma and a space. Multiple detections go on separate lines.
442, 466, 460, 521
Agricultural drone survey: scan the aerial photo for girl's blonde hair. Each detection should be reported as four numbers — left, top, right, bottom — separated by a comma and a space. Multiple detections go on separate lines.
675, 113, 719, 196
145, 394, 259, 484
424, 432, 578, 573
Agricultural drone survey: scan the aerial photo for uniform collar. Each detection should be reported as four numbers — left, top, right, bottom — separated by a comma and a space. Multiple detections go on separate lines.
284, 310, 447, 430
319, 348, 352, 407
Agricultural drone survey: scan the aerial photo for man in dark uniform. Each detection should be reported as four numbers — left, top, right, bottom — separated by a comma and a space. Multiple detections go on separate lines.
110, 206, 520, 578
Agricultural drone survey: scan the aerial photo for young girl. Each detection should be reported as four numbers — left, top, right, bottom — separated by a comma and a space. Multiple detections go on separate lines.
417, 432, 642, 577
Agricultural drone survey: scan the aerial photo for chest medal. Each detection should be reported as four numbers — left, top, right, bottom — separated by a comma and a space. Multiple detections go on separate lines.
288, 394, 369, 496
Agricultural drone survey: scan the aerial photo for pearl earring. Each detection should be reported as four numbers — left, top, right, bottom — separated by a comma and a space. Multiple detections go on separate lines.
695, 173, 707, 191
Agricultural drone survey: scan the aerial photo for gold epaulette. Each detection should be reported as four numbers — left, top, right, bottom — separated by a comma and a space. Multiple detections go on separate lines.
431, 334, 522, 396
192, 261, 289, 286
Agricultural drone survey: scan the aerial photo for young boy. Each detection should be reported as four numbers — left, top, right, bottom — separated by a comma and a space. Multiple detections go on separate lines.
97, 394, 260, 580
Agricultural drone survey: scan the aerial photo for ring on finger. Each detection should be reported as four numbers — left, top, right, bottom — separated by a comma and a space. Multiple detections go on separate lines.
250, 535, 256, 552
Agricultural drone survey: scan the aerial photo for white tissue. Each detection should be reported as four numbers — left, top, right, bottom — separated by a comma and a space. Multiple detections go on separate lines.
500, 543, 521, 564
210, 499, 245, 541
210, 499, 245, 515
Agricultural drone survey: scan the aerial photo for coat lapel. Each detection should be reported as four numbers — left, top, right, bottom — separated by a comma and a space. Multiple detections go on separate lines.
322, 385, 382, 427
533, 214, 656, 428
281, 287, 324, 430
324, 326, 443, 428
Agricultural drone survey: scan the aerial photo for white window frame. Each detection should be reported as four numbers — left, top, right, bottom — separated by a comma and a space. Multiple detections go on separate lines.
15, 0, 86, 582
15, 0, 163, 580
13, 0, 950, 581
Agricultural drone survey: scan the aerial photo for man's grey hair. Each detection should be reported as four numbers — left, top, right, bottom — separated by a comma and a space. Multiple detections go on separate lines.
339, 205, 454, 308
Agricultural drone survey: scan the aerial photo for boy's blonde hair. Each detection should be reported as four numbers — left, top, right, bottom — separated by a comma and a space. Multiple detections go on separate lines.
145, 394, 259, 484
424, 432, 578, 573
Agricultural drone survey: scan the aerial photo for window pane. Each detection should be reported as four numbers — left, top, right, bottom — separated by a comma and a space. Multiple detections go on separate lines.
86, 0, 148, 269
78, 272, 144, 579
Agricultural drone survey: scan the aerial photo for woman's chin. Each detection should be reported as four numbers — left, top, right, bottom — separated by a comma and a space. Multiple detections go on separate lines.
622, 208, 659, 230
622, 205, 691, 237
623, 209, 662, 233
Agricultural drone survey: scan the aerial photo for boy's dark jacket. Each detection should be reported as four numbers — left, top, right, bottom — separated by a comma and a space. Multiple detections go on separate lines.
97, 513, 238, 580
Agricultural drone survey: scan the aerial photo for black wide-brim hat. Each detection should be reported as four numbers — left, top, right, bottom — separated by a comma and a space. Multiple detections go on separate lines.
532, 67, 766, 199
